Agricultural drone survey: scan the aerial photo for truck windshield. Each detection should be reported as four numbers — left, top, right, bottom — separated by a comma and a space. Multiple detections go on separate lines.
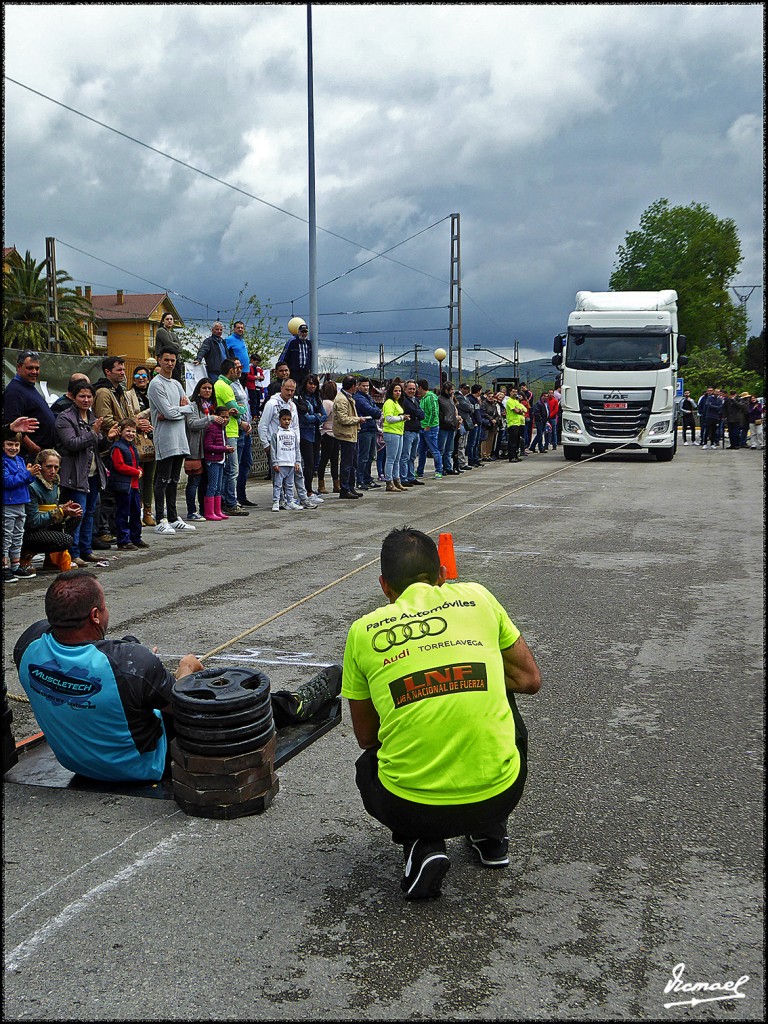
565, 333, 671, 371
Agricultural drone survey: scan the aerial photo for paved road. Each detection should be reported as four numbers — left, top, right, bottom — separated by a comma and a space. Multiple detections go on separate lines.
3, 445, 764, 1021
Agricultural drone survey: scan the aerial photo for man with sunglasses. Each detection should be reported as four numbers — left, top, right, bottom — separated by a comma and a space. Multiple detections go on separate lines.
2, 351, 57, 457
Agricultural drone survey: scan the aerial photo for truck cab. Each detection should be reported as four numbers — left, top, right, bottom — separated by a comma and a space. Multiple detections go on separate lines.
552, 290, 688, 461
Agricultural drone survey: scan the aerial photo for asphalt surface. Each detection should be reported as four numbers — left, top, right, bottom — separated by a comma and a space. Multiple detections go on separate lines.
2, 443, 764, 1021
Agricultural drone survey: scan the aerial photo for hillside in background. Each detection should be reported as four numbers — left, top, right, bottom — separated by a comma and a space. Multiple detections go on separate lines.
340, 356, 556, 389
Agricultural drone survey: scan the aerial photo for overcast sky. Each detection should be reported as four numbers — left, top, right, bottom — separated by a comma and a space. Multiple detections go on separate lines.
3, 3, 764, 373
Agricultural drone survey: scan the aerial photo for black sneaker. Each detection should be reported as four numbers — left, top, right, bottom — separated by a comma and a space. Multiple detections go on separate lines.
401, 840, 450, 899
468, 834, 510, 868
13, 564, 37, 579
291, 665, 342, 721
92, 538, 111, 550
238, 498, 259, 507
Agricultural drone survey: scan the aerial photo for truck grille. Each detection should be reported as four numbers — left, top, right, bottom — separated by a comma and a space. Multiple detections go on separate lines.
580, 394, 652, 438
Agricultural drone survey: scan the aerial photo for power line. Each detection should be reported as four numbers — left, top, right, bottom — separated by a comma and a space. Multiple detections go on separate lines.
56, 239, 214, 310
7, 76, 448, 287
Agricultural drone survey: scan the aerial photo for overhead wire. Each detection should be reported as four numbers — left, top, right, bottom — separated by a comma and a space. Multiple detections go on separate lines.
6, 77, 449, 287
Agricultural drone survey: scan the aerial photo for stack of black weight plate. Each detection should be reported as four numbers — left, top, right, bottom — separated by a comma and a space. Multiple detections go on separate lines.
170, 667, 279, 819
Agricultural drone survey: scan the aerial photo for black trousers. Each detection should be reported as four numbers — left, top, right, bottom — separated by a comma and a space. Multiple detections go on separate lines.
338, 439, 358, 493
355, 693, 529, 844
507, 425, 523, 459
682, 414, 696, 442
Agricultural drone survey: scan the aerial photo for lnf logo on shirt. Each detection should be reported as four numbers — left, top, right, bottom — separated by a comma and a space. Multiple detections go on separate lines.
28, 661, 102, 706
389, 662, 488, 708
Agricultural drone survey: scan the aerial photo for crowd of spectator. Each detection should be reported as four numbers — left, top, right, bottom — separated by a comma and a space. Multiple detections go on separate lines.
683, 387, 764, 450
4, 345, 763, 583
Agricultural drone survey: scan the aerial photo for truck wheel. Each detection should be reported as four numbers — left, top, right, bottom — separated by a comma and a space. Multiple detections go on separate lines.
655, 447, 674, 462
563, 446, 581, 461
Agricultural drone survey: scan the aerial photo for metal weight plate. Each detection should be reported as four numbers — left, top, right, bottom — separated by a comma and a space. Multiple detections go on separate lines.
172, 693, 272, 729
173, 722, 276, 758
172, 668, 271, 714
173, 708, 275, 745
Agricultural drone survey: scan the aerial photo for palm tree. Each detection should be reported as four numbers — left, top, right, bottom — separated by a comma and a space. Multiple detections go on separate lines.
3, 250, 95, 354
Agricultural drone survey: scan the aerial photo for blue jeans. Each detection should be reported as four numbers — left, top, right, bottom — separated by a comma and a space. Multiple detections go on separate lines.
467, 425, 481, 464
400, 431, 420, 482
438, 428, 455, 473
63, 476, 100, 557
236, 432, 253, 503
205, 461, 224, 498
417, 426, 443, 475
115, 488, 142, 545
357, 430, 377, 485
529, 422, 546, 452
383, 432, 404, 481
548, 418, 559, 448
223, 436, 238, 507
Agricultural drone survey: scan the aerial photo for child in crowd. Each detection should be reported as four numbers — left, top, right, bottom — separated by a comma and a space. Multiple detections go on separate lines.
203, 406, 233, 520
110, 418, 148, 551
3, 429, 41, 582
270, 408, 303, 512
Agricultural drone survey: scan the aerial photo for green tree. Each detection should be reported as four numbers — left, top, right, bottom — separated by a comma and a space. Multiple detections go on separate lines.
610, 199, 746, 357
2, 250, 95, 354
681, 346, 763, 400
741, 330, 765, 377
228, 285, 282, 366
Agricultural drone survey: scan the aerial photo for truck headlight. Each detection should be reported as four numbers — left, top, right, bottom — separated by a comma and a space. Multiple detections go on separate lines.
647, 421, 670, 436
563, 419, 582, 434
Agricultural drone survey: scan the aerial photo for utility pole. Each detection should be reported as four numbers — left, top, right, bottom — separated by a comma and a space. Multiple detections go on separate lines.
513, 339, 519, 386
449, 213, 462, 383
378, 344, 385, 385
307, 4, 318, 374
45, 236, 60, 354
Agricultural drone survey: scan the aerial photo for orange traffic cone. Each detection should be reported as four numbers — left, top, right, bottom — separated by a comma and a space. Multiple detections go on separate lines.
438, 533, 458, 580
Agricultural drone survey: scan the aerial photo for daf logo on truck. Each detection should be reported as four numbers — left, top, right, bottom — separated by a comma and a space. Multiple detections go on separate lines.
552, 290, 688, 463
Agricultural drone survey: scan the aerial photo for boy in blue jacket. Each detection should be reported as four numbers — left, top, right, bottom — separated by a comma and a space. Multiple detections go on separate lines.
3, 429, 41, 581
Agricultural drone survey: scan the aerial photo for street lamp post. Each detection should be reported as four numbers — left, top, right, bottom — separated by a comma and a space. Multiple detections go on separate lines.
434, 347, 447, 387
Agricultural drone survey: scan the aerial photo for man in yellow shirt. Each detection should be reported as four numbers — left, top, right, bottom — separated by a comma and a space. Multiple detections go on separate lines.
505, 389, 527, 463
342, 528, 541, 900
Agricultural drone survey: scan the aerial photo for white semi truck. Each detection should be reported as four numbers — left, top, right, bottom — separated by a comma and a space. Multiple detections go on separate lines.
552, 290, 688, 462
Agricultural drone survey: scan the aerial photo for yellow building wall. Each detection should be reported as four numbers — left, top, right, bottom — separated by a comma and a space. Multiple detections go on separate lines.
106, 322, 153, 362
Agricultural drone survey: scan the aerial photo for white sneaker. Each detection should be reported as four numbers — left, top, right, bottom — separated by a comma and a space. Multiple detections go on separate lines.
301, 499, 319, 510
683, 441, 688, 446
271, 501, 281, 512
310, 494, 324, 503
279, 500, 288, 510
288, 502, 305, 511
155, 519, 177, 535
170, 519, 196, 531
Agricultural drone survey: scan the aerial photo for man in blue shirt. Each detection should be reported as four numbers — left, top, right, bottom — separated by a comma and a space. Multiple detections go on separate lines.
225, 321, 250, 388
2, 350, 57, 459
354, 378, 382, 489
14, 572, 204, 782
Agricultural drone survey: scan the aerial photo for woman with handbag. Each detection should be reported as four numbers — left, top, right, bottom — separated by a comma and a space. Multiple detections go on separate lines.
184, 378, 221, 521
126, 365, 157, 526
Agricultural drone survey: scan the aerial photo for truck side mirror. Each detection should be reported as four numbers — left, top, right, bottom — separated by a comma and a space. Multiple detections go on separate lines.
678, 355, 689, 367
553, 333, 565, 353
552, 354, 562, 367
677, 335, 687, 354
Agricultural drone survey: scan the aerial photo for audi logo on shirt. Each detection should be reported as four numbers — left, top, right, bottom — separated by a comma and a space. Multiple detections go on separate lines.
372, 617, 448, 653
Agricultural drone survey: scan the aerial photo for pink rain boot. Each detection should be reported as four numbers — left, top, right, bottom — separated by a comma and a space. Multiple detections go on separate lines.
213, 496, 229, 520
203, 497, 220, 521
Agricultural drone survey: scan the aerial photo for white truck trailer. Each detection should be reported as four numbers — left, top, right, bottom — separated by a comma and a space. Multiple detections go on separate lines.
552, 290, 688, 461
